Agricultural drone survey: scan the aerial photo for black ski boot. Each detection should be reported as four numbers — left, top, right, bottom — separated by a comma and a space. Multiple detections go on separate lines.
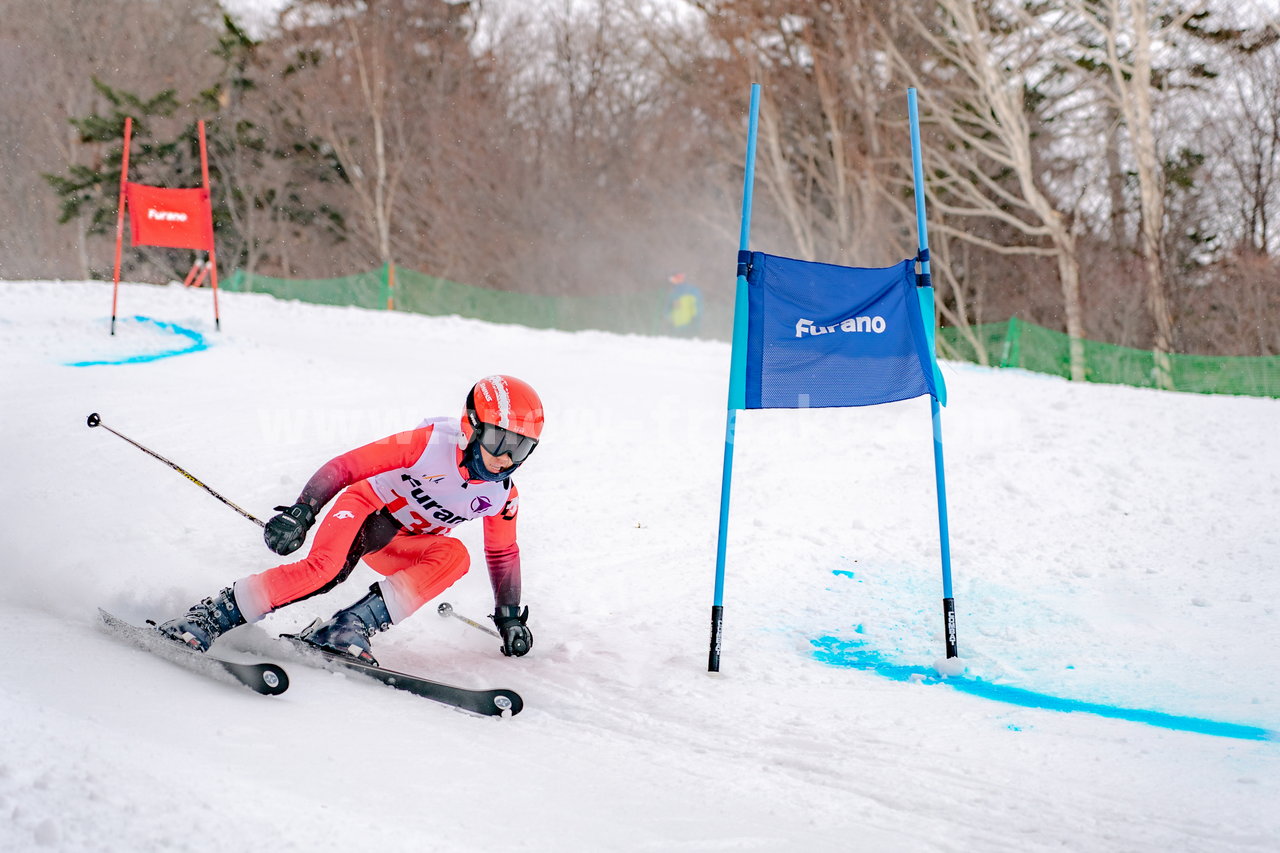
298, 584, 392, 665
157, 587, 246, 652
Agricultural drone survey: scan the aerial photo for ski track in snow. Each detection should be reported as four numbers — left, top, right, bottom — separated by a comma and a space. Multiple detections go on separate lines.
1, 280, 1277, 852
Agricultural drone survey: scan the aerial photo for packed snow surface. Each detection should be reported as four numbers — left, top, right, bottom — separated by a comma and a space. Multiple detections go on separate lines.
1, 281, 1277, 852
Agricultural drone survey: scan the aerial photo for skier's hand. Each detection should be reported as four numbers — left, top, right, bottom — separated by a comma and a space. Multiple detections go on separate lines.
263, 503, 316, 555
491, 605, 533, 657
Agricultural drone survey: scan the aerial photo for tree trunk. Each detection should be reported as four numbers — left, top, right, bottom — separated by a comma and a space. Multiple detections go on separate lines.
1123, 1, 1177, 382
1054, 227, 1087, 380
899, 0, 1089, 379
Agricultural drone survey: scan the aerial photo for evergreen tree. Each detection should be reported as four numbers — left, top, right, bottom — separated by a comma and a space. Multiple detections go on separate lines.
43, 16, 342, 282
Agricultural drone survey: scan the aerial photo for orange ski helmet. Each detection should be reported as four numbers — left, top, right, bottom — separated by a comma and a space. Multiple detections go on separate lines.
461, 375, 544, 480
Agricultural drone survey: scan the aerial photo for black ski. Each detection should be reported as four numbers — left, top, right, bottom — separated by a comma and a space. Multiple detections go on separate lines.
99, 608, 289, 696
279, 633, 522, 717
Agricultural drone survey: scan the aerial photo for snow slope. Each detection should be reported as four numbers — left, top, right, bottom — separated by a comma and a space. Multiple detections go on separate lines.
1, 280, 1277, 852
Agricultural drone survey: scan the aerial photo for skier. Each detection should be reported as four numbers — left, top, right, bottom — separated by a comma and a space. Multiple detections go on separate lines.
664, 272, 702, 337
157, 375, 543, 664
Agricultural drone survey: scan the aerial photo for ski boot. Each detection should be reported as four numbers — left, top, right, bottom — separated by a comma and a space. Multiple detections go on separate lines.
157, 587, 246, 652
297, 584, 392, 666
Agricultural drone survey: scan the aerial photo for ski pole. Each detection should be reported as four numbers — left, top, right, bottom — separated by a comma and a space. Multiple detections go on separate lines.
437, 602, 500, 638
86, 412, 265, 528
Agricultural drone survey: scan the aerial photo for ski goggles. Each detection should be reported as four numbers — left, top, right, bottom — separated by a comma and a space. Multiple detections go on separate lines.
476, 422, 539, 463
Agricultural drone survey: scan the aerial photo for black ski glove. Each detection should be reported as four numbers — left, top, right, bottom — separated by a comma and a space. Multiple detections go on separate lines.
263, 503, 316, 555
491, 605, 533, 657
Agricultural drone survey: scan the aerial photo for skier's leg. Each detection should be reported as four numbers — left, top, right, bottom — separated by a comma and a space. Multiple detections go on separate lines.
231, 481, 391, 622
155, 586, 245, 652
296, 533, 469, 663
364, 534, 471, 623
159, 482, 392, 651
295, 583, 393, 663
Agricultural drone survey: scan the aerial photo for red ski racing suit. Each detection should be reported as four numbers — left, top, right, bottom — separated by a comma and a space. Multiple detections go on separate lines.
231, 417, 521, 626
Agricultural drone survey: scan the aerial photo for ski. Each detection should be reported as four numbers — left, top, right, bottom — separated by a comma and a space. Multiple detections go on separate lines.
278, 633, 522, 717
99, 608, 289, 696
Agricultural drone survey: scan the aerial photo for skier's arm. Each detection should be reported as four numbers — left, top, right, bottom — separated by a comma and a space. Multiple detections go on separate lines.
482, 486, 521, 608
295, 427, 432, 513
484, 489, 531, 656
262, 427, 432, 556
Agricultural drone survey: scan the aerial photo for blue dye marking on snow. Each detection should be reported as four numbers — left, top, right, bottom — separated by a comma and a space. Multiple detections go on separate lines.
67, 316, 207, 366
810, 635, 1278, 742
831, 570, 855, 579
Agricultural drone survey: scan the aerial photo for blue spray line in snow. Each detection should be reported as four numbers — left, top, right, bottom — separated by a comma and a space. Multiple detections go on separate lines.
814, 571, 1275, 742
67, 316, 207, 366
810, 631, 1277, 742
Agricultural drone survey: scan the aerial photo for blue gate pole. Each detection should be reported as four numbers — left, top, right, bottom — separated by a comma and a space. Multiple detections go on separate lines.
709, 83, 761, 673
908, 88, 959, 659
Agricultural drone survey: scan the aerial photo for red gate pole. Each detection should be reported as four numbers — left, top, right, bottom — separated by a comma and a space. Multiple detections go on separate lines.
182, 260, 201, 287
192, 262, 210, 289
198, 120, 221, 331
110, 117, 133, 336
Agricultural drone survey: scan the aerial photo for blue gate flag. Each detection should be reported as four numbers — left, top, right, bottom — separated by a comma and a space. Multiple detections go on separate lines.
743, 251, 946, 409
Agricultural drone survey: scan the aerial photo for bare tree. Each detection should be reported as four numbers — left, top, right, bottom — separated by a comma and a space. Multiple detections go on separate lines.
1059, 0, 1211, 381
1204, 40, 1280, 255
472, 0, 729, 297
683, 0, 909, 268
886, 1, 1094, 377
0, 0, 220, 280
203, 15, 329, 279
277, 0, 478, 271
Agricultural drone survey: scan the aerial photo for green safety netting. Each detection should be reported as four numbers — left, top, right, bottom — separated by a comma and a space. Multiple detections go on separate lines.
223, 265, 733, 339
223, 267, 388, 310
221, 269, 1277, 397
939, 317, 1280, 398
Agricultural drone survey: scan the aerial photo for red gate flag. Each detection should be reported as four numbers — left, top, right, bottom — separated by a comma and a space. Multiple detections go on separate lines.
124, 183, 214, 250
110, 117, 222, 335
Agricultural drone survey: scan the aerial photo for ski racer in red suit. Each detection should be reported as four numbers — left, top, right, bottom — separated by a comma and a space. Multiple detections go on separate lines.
158, 375, 542, 663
